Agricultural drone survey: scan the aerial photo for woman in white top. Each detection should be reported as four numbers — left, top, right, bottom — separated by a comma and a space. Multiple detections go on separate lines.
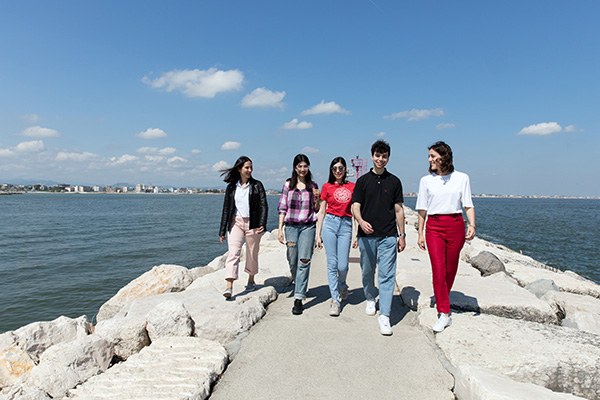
219, 156, 268, 299
416, 141, 476, 332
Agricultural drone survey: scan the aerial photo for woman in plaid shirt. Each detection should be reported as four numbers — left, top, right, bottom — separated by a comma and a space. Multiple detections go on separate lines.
278, 154, 320, 315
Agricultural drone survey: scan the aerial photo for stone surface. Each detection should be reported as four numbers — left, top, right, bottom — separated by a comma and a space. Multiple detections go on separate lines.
0, 385, 51, 400
469, 250, 507, 277
64, 337, 228, 400
97, 264, 194, 321
525, 278, 559, 298
0, 334, 35, 389
421, 310, 600, 400
400, 265, 557, 324
543, 290, 600, 335
93, 316, 149, 360
22, 335, 113, 399
145, 300, 194, 341
454, 365, 587, 400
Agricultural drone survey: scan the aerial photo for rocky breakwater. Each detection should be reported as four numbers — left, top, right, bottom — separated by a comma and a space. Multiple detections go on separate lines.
0, 232, 290, 400
400, 208, 600, 400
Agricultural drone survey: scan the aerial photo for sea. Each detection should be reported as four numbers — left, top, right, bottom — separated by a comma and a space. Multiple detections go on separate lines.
0, 193, 598, 333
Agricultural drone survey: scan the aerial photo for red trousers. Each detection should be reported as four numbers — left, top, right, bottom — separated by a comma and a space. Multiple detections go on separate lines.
425, 214, 465, 314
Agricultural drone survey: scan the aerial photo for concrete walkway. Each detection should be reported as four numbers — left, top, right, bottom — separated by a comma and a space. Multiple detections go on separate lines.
210, 245, 455, 400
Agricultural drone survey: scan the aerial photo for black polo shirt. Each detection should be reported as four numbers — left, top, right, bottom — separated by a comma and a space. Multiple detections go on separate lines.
352, 169, 403, 237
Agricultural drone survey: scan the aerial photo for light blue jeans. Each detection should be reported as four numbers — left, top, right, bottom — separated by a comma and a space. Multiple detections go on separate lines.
285, 223, 316, 300
358, 236, 397, 317
322, 214, 352, 303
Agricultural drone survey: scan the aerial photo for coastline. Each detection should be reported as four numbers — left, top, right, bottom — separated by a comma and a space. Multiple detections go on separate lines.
1, 208, 599, 399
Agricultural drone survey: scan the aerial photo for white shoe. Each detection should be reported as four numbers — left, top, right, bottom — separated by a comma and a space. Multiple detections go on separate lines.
365, 300, 377, 316
378, 315, 393, 336
329, 300, 341, 317
433, 313, 452, 333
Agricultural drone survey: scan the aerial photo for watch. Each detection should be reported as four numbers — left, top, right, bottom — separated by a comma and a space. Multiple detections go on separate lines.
398, 233, 406, 237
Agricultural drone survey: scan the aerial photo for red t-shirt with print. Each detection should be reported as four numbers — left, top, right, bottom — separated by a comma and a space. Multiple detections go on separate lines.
320, 181, 355, 217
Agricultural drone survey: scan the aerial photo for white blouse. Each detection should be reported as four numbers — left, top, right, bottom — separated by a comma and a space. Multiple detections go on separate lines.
234, 182, 250, 218
415, 171, 474, 215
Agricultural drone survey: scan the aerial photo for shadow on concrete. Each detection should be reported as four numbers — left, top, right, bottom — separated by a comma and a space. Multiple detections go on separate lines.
399, 286, 421, 311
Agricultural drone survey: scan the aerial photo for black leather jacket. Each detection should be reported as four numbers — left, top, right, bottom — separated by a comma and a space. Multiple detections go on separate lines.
219, 178, 268, 237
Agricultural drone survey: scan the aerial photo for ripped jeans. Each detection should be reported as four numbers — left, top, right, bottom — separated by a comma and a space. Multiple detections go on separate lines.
285, 223, 316, 300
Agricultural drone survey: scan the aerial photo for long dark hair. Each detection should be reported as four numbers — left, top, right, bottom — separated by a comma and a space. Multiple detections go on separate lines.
428, 141, 454, 174
327, 156, 348, 184
288, 154, 314, 191
221, 156, 252, 184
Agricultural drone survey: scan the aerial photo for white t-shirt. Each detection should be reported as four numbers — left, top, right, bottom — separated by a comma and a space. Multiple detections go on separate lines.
415, 171, 474, 215
234, 182, 250, 218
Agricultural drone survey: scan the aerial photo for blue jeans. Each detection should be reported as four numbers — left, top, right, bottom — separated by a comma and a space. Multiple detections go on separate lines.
322, 214, 352, 303
285, 223, 316, 300
358, 236, 397, 317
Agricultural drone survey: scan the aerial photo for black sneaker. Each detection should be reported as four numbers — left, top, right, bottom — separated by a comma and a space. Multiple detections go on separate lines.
292, 299, 303, 315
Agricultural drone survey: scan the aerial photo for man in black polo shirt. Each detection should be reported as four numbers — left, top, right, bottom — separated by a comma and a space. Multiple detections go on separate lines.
351, 140, 406, 335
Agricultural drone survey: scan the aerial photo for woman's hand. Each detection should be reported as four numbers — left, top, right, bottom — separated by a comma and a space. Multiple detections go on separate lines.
315, 234, 323, 249
417, 234, 426, 250
219, 235, 226, 243
278, 228, 285, 244
466, 225, 476, 240
255, 226, 265, 234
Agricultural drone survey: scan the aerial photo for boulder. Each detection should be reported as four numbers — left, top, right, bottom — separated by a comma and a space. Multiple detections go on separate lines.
146, 300, 194, 341
65, 337, 228, 400
94, 316, 150, 360
454, 365, 587, 400
22, 334, 114, 399
420, 310, 600, 400
0, 385, 51, 400
542, 291, 600, 335
0, 334, 35, 389
97, 264, 193, 321
469, 251, 506, 277
525, 278, 559, 298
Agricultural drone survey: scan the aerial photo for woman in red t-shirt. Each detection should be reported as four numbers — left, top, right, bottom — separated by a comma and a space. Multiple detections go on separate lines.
316, 157, 357, 317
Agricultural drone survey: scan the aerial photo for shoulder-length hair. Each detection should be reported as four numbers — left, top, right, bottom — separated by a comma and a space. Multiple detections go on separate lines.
428, 141, 454, 174
221, 156, 252, 184
327, 156, 348, 184
288, 153, 314, 190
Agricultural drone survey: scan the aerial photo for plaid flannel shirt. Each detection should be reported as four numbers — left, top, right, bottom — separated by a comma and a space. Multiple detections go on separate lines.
278, 181, 318, 224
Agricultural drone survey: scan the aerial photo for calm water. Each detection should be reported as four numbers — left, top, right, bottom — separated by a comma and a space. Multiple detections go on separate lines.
0, 194, 598, 333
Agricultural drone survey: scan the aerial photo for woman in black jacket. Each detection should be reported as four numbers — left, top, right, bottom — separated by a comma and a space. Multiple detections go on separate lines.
219, 156, 268, 298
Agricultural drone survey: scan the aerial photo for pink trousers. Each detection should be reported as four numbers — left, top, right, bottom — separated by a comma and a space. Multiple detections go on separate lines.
225, 216, 263, 280
425, 214, 466, 314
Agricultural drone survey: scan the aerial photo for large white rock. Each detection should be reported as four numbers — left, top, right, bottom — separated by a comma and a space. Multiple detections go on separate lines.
0, 384, 51, 400
454, 365, 587, 400
145, 300, 194, 341
97, 264, 194, 321
420, 310, 600, 399
543, 290, 600, 335
0, 333, 35, 389
399, 264, 557, 324
93, 316, 149, 360
64, 337, 228, 400
22, 334, 114, 399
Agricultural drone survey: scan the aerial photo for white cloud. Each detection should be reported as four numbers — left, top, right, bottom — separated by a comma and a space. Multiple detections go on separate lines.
56, 151, 96, 161
167, 156, 188, 165
143, 68, 244, 98
282, 118, 313, 130
376, 131, 386, 137
136, 128, 168, 139
110, 154, 138, 164
301, 100, 350, 116
212, 160, 230, 171
145, 155, 165, 162
191, 149, 201, 155
436, 123, 456, 130
518, 122, 563, 136
221, 141, 241, 150
16, 140, 45, 153
302, 146, 319, 154
564, 125, 577, 133
0, 148, 15, 157
21, 126, 60, 138
385, 108, 444, 121
242, 87, 286, 108
158, 147, 176, 155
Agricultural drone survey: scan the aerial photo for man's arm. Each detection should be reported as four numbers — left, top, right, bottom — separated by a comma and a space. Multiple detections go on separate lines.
351, 202, 374, 235
395, 202, 406, 252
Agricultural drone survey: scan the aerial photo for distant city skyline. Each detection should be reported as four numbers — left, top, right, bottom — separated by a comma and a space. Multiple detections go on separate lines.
1, 1, 599, 197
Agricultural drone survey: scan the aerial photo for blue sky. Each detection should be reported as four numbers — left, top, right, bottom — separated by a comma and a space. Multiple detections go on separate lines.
1, 1, 598, 196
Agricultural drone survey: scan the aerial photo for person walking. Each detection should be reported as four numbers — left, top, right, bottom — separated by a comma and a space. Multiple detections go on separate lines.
219, 156, 268, 299
351, 140, 406, 335
316, 157, 357, 317
278, 154, 320, 315
416, 141, 476, 333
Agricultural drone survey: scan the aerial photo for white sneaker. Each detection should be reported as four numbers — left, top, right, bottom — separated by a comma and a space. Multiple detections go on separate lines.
329, 300, 341, 317
432, 313, 452, 333
378, 315, 393, 336
365, 300, 377, 316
